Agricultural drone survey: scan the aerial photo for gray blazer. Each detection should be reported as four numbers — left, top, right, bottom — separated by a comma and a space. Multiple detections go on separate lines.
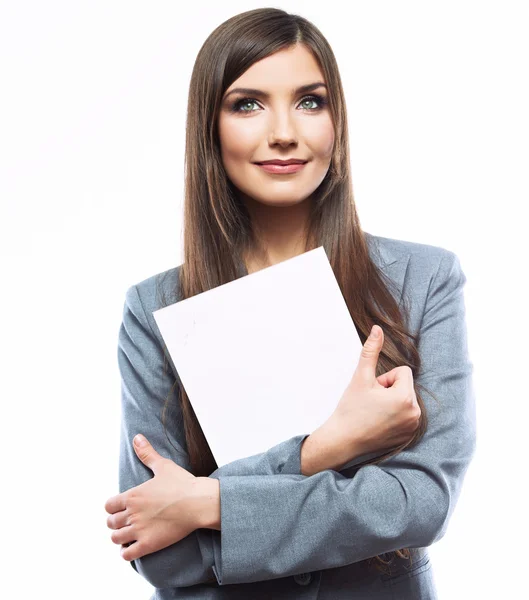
117, 232, 477, 599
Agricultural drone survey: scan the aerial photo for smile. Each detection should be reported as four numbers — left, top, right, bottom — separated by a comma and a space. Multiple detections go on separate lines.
255, 163, 307, 174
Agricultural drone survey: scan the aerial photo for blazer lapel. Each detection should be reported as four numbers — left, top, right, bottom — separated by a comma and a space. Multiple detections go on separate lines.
366, 232, 411, 307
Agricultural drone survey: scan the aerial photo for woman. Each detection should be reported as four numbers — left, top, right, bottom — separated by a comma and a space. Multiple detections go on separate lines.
104, 7, 476, 599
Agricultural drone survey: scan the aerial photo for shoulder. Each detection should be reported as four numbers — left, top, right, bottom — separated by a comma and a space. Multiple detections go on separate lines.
365, 231, 461, 276
123, 264, 183, 338
135, 264, 182, 306
366, 234, 467, 335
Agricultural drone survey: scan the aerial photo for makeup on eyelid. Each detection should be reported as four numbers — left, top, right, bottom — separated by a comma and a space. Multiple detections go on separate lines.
229, 93, 328, 114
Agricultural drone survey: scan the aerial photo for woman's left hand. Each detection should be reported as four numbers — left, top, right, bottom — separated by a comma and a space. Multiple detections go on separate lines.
104, 434, 203, 561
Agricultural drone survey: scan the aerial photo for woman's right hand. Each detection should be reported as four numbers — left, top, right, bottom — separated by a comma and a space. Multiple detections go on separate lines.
330, 324, 421, 457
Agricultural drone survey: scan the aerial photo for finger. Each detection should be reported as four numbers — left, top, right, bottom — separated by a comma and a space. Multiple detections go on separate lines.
376, 367, 400, 388
377, 365, 414, 388
383, 366, 416, 405
133, 434, 163, 475
107, 509, 130, 530
355, 325, 384, 383
391, 365, 415, 391
104, 494, 127, 515
121, 540, 147, 562
111, 524, 136, 546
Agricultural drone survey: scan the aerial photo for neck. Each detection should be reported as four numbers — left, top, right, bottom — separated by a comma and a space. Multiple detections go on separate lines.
242, 195, 312, 272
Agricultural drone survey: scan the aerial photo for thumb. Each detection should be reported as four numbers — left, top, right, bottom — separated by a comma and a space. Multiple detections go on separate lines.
355, 324, 384, 382
133, 434, 162, 474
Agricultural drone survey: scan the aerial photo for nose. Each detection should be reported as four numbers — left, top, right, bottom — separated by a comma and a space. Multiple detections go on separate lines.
267, 110, 298, 147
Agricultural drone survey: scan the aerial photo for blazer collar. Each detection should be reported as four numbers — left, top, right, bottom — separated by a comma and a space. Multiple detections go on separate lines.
365, 231, 397, 267
365, 231, 411, 306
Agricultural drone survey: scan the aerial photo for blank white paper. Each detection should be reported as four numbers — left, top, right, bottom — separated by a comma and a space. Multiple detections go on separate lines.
152, 246, 365, 469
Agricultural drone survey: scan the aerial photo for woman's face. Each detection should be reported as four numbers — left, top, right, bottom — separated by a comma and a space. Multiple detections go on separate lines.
217, 44, 335, 209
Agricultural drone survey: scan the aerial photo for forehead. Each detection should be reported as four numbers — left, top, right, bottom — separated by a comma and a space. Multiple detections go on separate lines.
224, 45, 325, 95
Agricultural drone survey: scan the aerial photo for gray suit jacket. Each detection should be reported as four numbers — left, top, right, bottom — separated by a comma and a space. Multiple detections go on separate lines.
117, 232, 477, 599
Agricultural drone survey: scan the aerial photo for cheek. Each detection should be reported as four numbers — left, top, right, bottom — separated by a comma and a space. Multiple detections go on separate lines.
309, 117, 335, 159
219, 119, 261, 161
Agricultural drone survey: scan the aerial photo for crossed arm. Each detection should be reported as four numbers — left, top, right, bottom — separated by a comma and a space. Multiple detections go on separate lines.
196, 408, 377, 528
113, 250, 476, 588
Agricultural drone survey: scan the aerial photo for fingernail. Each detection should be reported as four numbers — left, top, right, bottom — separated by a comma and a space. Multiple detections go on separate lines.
134, 434, 146, 447
371, 325, 380, 338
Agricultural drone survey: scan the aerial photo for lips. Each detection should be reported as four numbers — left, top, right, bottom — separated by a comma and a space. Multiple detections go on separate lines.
255, 159, 308, 165
256, 162, 307, 174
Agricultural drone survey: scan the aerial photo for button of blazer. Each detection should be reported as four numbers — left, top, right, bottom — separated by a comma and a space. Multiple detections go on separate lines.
293, 572, 312, 585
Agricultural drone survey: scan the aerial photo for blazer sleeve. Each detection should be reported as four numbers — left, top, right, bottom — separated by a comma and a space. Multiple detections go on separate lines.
207, 249, 477, 586
117, 283, 309, 589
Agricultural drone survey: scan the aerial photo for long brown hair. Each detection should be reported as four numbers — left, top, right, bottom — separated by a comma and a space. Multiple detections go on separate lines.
159, 7, 437, 576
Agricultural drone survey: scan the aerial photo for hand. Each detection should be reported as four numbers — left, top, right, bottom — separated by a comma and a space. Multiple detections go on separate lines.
331, 324, 421, 456
104, 434, 203, 562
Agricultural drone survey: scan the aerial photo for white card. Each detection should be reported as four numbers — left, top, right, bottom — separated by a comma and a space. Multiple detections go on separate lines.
153, 246, 364, 469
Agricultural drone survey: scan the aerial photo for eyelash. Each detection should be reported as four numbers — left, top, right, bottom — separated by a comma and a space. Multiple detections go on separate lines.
229, 93, 328, 114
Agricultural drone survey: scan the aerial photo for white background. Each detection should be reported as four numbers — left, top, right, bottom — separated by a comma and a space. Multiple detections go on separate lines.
1, 1, 527, 598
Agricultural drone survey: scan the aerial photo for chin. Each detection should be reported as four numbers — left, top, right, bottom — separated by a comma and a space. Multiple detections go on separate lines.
252, 195, 311, 208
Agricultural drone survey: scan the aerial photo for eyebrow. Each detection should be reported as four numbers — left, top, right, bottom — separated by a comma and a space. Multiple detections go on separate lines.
223, 82, 327, 101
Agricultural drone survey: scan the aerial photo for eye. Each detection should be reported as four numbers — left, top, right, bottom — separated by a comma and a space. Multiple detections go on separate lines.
232, 99, 260, 113
299, 97, 320, 110
230, 94, 328, 114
